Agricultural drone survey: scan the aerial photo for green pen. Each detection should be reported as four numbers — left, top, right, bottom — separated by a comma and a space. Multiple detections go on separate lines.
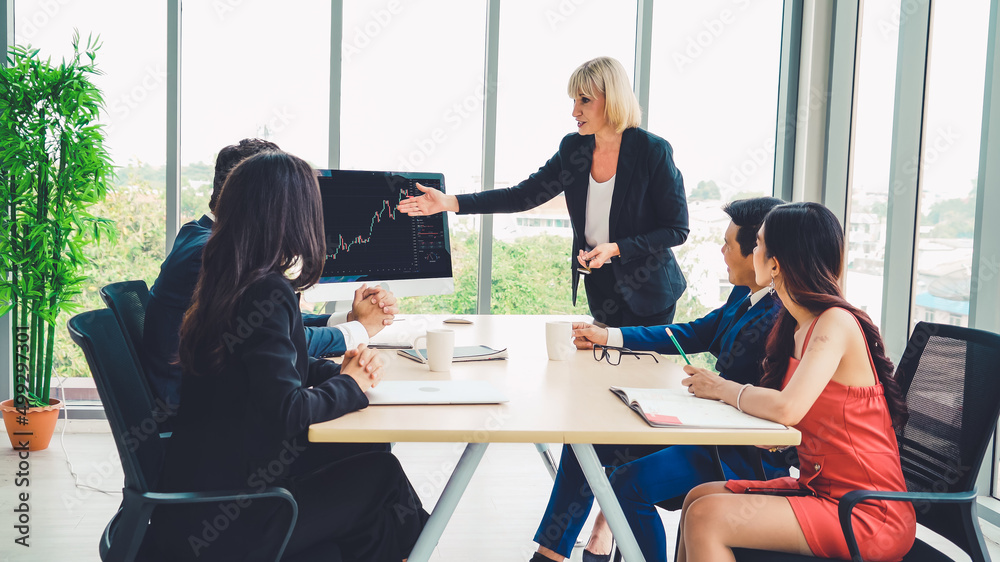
664, 327, 691, 365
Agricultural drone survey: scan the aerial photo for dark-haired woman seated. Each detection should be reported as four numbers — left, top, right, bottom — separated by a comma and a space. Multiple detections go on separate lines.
677, 202, 915, 562
149, 150, 427, 561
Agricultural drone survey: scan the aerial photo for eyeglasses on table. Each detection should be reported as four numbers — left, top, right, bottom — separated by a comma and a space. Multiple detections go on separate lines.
592, 344, 659, 366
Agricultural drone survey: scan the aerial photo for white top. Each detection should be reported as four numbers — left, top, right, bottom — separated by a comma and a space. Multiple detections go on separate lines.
584, 173, 616, 249
606, 286, 771, 348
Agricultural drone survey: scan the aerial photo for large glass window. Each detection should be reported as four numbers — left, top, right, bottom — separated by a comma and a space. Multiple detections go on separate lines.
647, 1, 783, 366
490, 0, 637, 315
845, 0, 901, 328
181, 1, 332, 224
13, 1, 167, 391
909, 1, 989, 330
340, 0, 487, 314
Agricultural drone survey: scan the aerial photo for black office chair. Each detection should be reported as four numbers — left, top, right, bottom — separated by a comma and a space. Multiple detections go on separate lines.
732, 322, 1000, 562
100, 279, 179, 435
68, 309, 299, 562
99, 280, 151, 375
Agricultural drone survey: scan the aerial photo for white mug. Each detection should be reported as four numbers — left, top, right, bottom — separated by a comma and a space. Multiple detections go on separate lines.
545, 321, 576, 361
412, 329, 455, 372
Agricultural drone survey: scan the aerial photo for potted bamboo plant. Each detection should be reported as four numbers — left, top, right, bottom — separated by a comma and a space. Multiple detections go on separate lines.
0, 32, 115, 451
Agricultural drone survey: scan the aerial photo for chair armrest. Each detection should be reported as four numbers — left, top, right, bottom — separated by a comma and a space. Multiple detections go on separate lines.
118, 486, 298, 562
135, 486, 297, 508
837, 487, 979, 562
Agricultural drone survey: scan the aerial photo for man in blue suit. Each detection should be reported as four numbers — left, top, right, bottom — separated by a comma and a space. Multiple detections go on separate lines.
143, 138, 398, 411
531, 197, 789, 562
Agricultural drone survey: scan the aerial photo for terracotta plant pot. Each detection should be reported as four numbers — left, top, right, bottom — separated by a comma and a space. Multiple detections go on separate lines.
1, 398, 63, 451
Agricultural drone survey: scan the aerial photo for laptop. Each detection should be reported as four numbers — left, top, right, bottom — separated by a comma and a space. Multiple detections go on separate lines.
366, 380, 509, 405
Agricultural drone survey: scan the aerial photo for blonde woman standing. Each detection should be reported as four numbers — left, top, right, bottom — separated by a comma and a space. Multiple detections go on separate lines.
399, 56, 689, 329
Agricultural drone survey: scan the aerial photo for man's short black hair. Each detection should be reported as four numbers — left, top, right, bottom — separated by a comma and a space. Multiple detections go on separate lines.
722, 197, 786, 257
210, 138, 281, 212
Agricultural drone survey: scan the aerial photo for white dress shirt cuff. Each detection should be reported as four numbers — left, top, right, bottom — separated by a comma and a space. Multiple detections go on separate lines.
606, 327, 625, 348
334, 321, 370, 351
326, 310, 350, 327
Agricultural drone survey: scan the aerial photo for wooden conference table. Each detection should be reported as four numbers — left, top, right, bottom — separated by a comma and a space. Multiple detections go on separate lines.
309, 315, 800, 562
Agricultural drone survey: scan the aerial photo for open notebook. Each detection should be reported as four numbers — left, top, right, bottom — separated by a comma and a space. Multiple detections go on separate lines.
610, 386, 787, 430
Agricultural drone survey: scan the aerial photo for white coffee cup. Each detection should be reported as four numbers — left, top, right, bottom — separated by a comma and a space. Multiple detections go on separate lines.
545, 321, 576, 361
412, 329, 455, 372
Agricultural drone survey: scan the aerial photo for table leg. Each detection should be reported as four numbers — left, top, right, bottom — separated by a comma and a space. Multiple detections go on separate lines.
570, 443, 646, 562
407, 442, 489, 562
534, 443, 559, 480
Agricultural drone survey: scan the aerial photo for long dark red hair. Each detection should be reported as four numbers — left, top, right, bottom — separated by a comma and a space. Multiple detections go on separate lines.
758, 202, 908, 429
178, 151, 326, 375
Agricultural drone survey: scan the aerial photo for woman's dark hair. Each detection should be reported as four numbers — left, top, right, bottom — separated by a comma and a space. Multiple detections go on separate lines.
210, 138, 281, 212
179, 150, 325, 375
722, 197, 786, 256
758, 202, 908, 429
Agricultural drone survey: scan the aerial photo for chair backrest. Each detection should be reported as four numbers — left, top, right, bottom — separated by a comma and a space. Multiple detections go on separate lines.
100, 280, 151, 372
894, 321, 1000, 553
68, 309, 164, 493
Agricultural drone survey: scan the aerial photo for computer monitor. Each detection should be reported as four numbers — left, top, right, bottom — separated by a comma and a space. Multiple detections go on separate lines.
302, 169, 455, 302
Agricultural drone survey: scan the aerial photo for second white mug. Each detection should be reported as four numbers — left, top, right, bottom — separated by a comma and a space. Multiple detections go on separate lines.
412, 329, 455, 372
545, 321, 576, 361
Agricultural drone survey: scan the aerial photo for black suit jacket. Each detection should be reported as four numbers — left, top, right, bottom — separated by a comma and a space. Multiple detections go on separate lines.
456, 128, 689, 314
150, 273, 368, 560
144, 215, 346, 407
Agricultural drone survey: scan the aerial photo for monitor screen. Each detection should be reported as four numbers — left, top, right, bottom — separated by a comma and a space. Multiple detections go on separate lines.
302, 169, 454, 302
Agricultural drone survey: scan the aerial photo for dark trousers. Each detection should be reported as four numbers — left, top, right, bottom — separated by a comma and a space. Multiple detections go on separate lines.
583, 266, 675, 328
287, 441, 391, 479
533, 444, 667, 557
284, 452, 429, 562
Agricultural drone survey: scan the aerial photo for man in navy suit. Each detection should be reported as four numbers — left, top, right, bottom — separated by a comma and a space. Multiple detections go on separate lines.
143, 138, 398, 410
531, 197, 788, 562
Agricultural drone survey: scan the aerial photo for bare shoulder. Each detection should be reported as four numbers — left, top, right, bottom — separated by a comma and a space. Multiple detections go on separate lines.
808, 307, 861, 348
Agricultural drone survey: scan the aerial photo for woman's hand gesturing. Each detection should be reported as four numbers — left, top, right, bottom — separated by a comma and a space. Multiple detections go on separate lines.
397, 182, 459, 216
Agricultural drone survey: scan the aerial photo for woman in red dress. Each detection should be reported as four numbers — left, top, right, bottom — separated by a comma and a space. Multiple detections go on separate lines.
677, 202, 915, 562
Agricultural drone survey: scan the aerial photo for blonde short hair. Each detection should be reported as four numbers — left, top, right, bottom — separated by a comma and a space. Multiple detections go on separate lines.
567, 57, 642, 134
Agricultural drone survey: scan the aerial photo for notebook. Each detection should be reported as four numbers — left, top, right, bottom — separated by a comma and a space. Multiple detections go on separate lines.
397, 345, 508, 363
366, 380, 509, 405
609, 386, 787, 430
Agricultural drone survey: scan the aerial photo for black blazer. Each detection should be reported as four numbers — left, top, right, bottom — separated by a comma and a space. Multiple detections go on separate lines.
160, 273, 367, 492
150, 273, 368, 559
456, 128, 689, 315
144, 215, 346, 407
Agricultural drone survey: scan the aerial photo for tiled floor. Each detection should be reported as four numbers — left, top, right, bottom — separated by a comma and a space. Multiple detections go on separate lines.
1, 423, 999, 561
